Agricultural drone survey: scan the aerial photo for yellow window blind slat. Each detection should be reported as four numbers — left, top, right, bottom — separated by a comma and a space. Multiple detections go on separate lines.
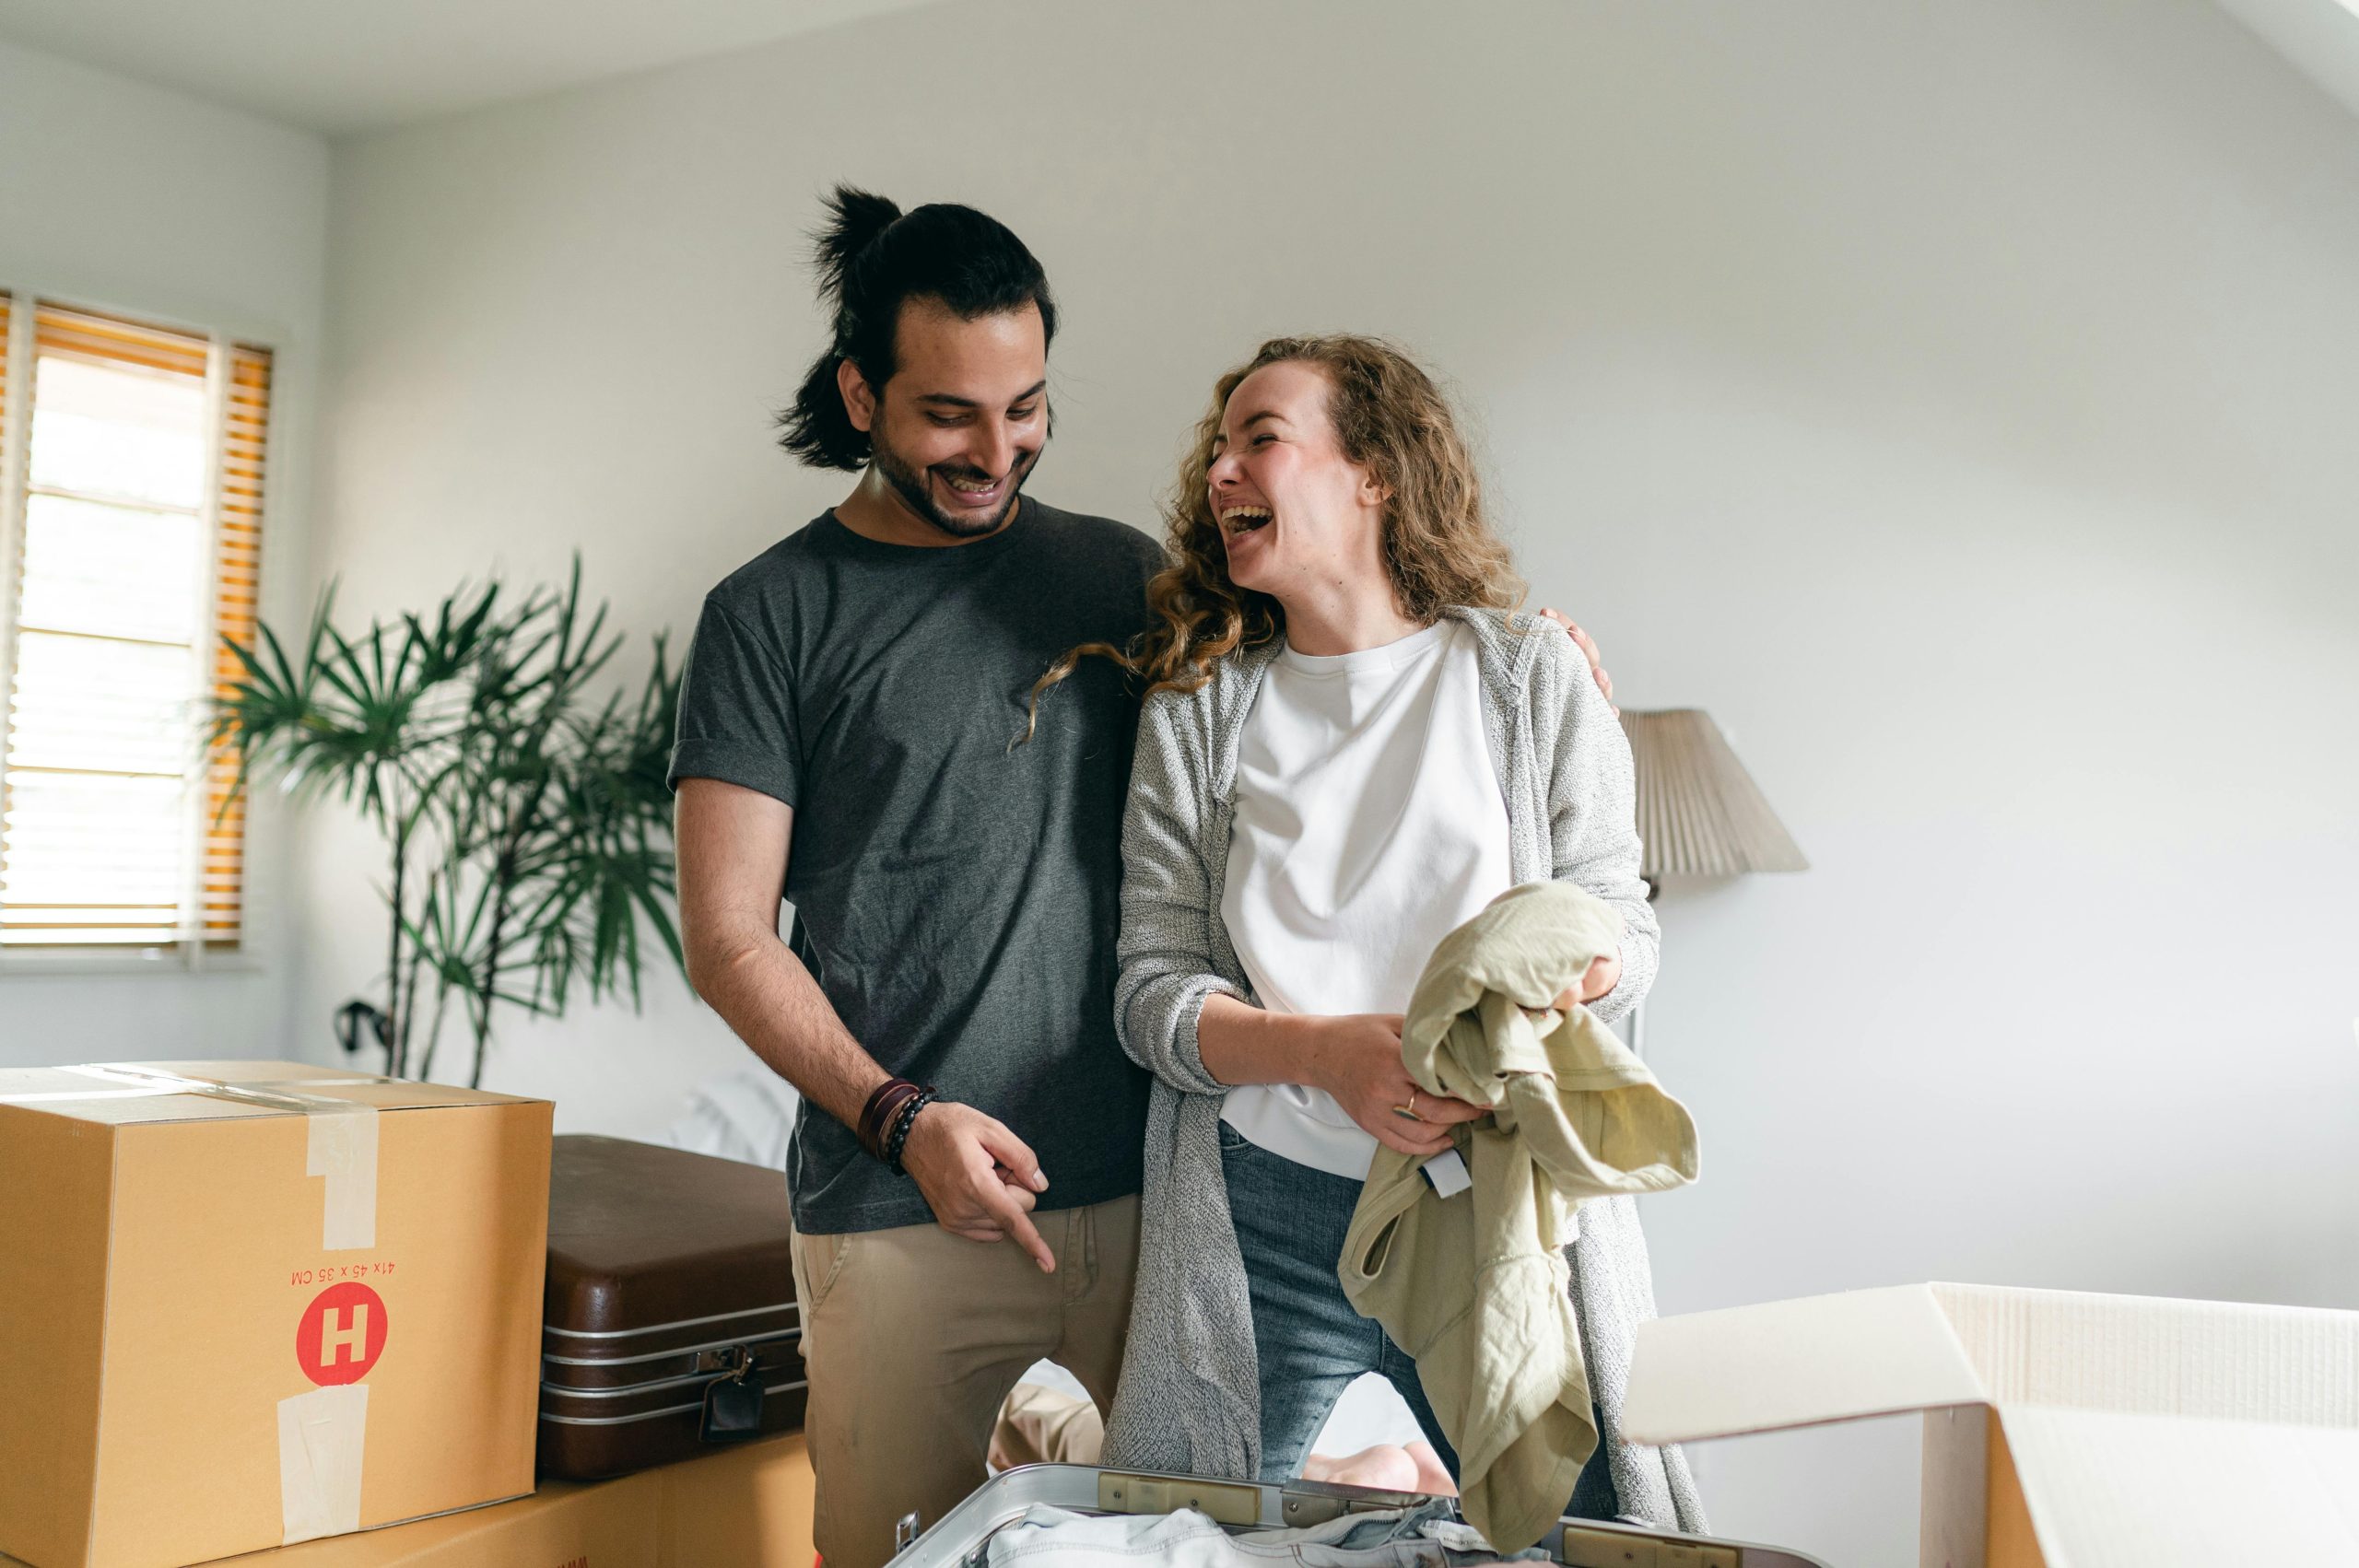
199, 342, 274, 952
33, 306, 211, 380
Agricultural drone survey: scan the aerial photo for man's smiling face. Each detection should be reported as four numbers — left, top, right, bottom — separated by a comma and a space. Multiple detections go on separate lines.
844, 297, 1048, 540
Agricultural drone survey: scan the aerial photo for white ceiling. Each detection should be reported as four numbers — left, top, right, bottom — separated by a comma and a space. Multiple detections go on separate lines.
0, 0, 2354, 139
2217, 0, 2359, 122
0, 0, 951, 136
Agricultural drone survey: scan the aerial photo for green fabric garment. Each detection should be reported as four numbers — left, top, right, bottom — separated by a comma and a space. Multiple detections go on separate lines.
1339, 881, 1700, 1554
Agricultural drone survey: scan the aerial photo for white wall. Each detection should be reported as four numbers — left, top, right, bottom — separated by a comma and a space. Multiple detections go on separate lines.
316, 1, 2359, 1558
0, 38, 327, 1067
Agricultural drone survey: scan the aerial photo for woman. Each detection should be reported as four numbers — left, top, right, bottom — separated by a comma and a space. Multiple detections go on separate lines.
1066, 335, 1701, 1529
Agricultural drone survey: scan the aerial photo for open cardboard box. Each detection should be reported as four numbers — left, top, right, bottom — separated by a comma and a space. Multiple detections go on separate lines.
1621, 1281, 2359, 1567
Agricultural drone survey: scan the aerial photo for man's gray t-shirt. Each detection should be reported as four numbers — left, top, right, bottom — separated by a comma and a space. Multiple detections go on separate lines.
669, 497, 1160, 1234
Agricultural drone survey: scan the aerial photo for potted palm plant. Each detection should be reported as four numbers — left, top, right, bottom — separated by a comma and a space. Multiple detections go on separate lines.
212, 558, 685, 1086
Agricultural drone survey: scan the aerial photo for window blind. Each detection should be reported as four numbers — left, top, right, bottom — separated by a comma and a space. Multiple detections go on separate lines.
203, 344, 273, 947
0, 298, 270, 951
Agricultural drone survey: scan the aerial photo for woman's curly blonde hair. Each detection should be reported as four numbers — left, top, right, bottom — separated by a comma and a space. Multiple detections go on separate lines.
1024, 333, 1523, 735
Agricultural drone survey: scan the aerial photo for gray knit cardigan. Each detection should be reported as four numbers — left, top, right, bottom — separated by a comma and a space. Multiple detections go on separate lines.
1098, 607, 1706, 1533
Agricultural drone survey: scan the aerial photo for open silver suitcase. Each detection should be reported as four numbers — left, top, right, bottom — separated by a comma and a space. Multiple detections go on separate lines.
886, 1463, 1833, 1568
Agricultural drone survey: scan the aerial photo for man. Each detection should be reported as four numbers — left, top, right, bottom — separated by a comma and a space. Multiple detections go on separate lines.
671, 187, 1614, 1567
672, 190, 1156, 1568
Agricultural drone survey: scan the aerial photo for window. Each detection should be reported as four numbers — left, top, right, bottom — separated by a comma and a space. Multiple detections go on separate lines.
0, 293, 272, 954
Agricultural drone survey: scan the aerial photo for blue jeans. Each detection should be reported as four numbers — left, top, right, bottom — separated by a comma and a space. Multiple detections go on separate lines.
1220, 1125, 1621, 1520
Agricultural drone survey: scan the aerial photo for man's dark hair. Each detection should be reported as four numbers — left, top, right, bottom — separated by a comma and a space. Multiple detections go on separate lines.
778, 185, 1059, 471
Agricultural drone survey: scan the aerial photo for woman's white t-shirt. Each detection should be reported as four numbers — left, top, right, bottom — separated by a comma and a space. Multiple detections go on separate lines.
1219, 620, 1514, 1181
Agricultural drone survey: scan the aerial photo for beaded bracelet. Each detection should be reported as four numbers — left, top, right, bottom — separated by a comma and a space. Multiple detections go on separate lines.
883, 1088, 939, 1176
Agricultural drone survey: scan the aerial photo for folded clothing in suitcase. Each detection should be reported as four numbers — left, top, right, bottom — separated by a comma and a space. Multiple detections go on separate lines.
888, 1466, 1835, 1568
539, 1134, 807, 1480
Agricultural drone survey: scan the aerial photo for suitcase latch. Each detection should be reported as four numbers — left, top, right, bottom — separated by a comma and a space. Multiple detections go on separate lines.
1097, 1471, 1261, 1527
698, 1343, 765, 1444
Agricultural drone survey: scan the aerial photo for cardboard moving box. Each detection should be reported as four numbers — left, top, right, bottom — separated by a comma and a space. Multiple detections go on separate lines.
1622, 1281, 2359, 1568
1, 1432, 815, 1568
0, 1061, 553, 1568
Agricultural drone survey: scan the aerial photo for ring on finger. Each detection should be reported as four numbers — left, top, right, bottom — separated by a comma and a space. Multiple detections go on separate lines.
1392, 1089, 1423, 1122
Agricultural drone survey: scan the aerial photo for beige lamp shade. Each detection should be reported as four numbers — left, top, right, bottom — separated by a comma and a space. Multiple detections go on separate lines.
1616, 708, 1808, 881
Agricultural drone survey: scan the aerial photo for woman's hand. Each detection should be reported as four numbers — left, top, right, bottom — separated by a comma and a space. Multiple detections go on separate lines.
1552, 951, 1622, 1012
1536, 607, 1615, 717
1309, 1013, 1490, 1157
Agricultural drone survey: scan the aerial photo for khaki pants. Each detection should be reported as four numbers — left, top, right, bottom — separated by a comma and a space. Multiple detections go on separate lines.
792, 1195, 1139, 1568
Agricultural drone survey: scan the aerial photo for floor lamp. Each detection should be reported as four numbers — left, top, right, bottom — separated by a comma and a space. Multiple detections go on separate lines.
1615, 708, 1808, 1054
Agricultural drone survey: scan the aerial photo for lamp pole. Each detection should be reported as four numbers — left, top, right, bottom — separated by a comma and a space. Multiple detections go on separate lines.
1627, 876, 1659, 1056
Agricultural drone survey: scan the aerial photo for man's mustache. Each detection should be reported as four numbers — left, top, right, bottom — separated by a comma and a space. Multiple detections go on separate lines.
933, 455, 1037, 484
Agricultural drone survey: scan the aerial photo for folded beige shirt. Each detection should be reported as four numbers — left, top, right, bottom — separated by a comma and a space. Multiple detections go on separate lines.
1339, 881, 1700, 1553
990, 1383, 1107, 1471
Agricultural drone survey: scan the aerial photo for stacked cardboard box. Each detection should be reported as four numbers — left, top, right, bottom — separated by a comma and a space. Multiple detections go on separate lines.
0, 1061, 552, 1568
0, 1433, 815, 1568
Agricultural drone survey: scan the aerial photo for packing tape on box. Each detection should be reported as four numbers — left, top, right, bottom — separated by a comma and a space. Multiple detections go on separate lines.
0, 1065, 388, 1247
278, 1384, 370, 1543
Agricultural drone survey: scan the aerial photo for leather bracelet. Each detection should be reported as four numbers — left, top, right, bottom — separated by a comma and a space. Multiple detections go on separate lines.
856, 1082, 910, 1159
863, 1082, 919, 1147
865, 1087, 921, 1162
884, 1089, 938, 1176
856, 1078, 924, 1163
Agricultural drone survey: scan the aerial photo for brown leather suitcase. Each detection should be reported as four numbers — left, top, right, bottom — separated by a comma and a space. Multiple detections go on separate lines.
538, 1133, 808, 1480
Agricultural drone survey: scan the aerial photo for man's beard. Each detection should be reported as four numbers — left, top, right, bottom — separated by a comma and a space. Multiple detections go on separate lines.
872, 434, 1035, 540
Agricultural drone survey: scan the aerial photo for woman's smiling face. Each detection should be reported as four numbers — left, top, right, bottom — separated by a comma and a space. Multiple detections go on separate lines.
1204, 360, 1387, 597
